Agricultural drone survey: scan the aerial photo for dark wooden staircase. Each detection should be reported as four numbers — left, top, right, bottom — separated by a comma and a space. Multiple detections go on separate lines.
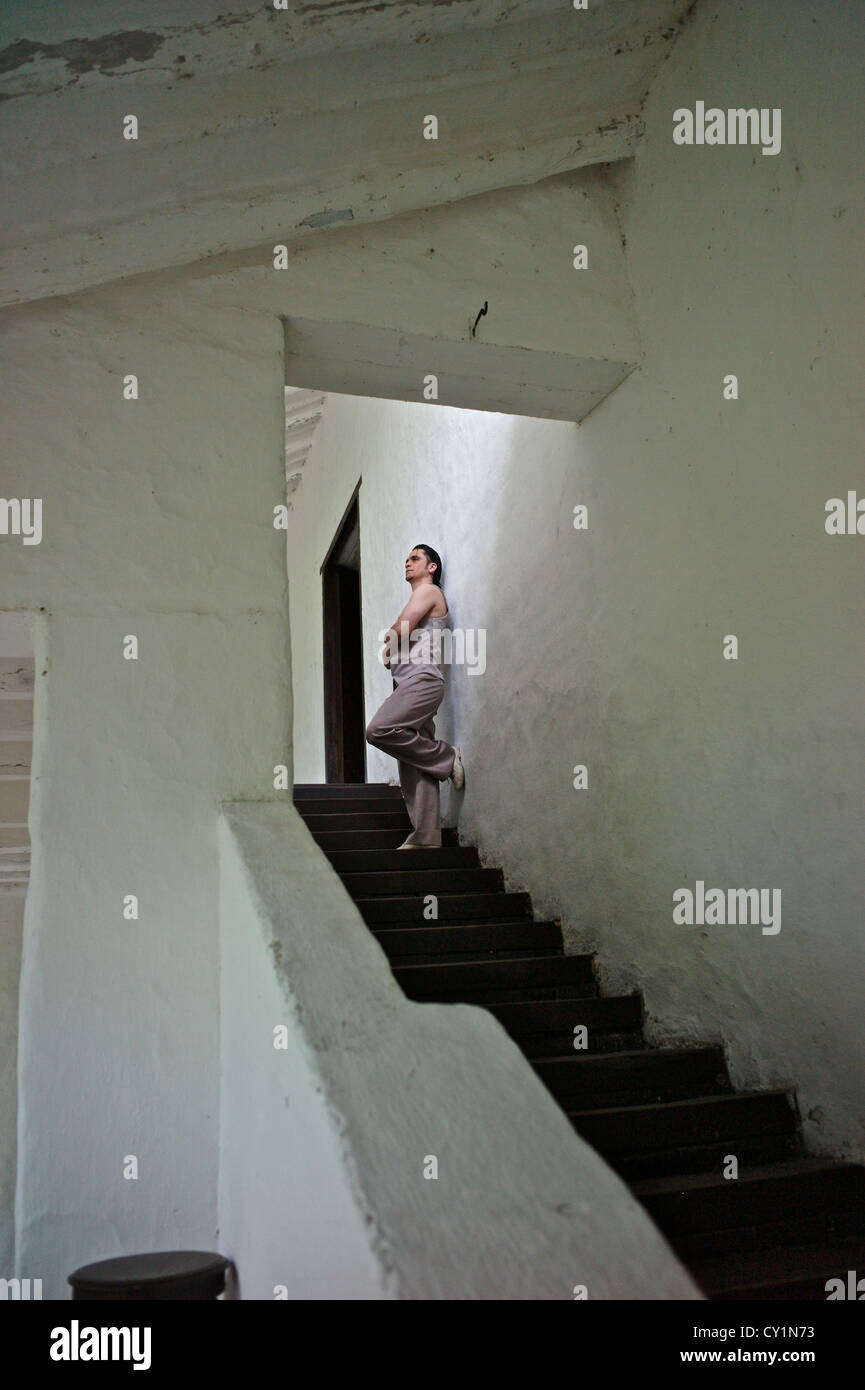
295, 781, 865, 1300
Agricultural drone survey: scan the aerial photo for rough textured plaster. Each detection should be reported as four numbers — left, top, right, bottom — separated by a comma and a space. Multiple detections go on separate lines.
194, 166, 642, 395
219, 816, 392, 1300
0, 2, 689, 64
1, 289, 291, 1296
0, 1, 692, 305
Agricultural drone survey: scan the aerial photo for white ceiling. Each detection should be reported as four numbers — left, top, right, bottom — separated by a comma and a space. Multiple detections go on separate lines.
0, 0, 694, 306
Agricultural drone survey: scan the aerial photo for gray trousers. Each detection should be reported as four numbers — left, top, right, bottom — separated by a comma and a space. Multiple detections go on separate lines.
365, 667, 455, 846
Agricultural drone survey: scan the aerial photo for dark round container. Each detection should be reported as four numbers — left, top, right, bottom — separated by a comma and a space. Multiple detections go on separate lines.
68, 1250, 231, 1300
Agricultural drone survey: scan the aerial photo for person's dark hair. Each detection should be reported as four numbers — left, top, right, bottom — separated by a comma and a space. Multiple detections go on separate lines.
413, 543, 443, 588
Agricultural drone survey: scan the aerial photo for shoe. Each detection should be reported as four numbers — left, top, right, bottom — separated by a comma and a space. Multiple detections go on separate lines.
450, 746, 465, 790
397, 838, 440, 849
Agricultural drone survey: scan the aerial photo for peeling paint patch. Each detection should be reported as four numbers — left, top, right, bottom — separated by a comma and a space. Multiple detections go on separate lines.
0, 31, 164, 78
299, 208, 355, 229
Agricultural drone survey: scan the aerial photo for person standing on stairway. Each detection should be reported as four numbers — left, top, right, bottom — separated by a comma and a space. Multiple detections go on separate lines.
365, 543, 465, 848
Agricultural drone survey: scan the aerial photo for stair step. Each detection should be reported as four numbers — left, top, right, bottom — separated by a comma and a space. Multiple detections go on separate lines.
325, 846, 480, 872
365, 914, 553, 934
356, 890, 532, 924
632, 1158, 865, 1255
394, 953, 596, 1001
691, 1235, 865, 1300
302, 811, 410, 832
298, 797, 409, 816
605, 1130, 802, 1182
294, 783, 402, 799
567, 1090, 798, 1156
388, 948, 563, 967
341, 867, 504, 897
312, 828, 461, 851
372, 919, 562, 964
487, 995, 644, 1054
523, 1031, 646, 1058
533, 1047, 731, 1109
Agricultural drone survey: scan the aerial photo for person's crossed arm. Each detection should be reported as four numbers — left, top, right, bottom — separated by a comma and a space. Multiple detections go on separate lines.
380, 584, 440, 670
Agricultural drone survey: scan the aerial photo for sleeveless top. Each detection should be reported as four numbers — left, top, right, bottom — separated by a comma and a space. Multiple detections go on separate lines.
391, 611, 449, 683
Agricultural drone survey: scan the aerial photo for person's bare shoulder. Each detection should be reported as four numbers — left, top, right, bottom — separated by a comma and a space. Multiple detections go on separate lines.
413, 585, 442, 616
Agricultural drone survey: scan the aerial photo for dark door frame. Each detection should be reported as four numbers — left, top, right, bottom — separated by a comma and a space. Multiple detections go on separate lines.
321, 480, 367, 783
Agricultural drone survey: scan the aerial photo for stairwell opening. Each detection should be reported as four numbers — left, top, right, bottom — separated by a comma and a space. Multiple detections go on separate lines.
277, 341, 865, 1301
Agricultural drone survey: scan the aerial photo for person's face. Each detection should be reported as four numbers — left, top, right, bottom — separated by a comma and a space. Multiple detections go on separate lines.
405, 549, 435, 583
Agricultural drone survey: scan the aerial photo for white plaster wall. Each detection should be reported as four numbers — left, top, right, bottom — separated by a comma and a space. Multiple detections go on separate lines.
0, 1, 688, 307
218, 816, 389, 1300
192, 165, 640, 374
571, 0, 865, 1157
287, 394, 576, 805
0, 288, 289, 1296
218, 802, 700, 1300
286, 0, 865, 1169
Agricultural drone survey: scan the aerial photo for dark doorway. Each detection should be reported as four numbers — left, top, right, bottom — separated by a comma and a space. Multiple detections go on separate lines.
322, 486, 366, 783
